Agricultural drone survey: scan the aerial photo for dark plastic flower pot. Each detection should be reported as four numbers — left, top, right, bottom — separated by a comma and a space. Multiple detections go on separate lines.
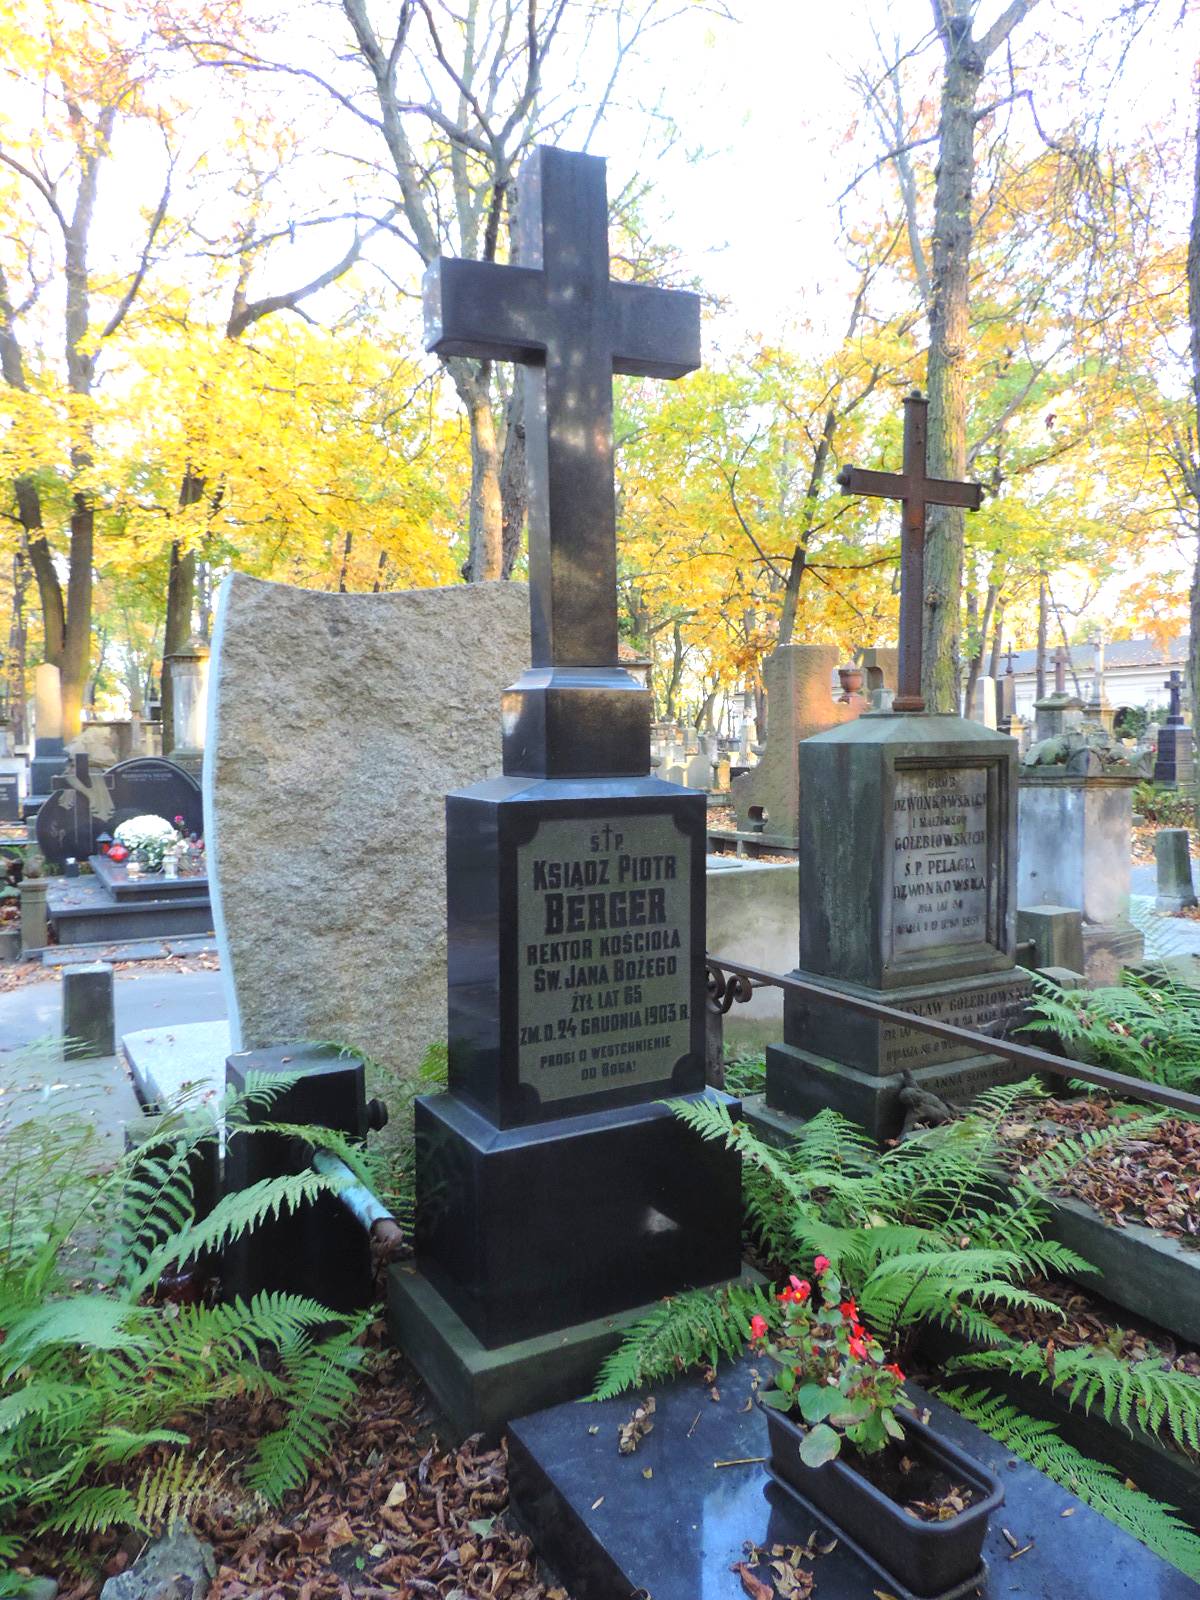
764, 1406, 1003, 1599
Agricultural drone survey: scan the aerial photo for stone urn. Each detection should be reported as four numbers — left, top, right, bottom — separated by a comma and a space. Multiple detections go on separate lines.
837, 664, 864, 702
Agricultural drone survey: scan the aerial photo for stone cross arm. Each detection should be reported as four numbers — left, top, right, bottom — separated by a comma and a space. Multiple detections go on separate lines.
420, 145, 700, 670
424, 258, 700, 380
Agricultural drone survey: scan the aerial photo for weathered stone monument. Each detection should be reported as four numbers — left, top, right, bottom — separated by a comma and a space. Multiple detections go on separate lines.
205, 574, 530, 1085
29, 661, 67, 801
1155, 828, 1197, 913
1019, 647, 1149, 984
389, 144, 740, 1433
763, 393, 1028, 1139
970, 674, 998, 729
1153, 669, 1193, 789
730, 644, 867, 839
165, 637, 210, 778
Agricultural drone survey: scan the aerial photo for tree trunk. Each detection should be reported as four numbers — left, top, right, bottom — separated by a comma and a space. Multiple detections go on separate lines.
162, 538, 197, 755
962, 580, 997, 718
988, 603, 1004, 679
499, 380, 528, 578
923, 13, 984, 713
1035, 574, 1048, 699
59, 491, 93, 738
664, 621, 685, 722
923, 0, 1038, 711
778, 406, 838, 645
6, 546, 29, 744
451, 362, 504, 581
1187, 75, 1200, 804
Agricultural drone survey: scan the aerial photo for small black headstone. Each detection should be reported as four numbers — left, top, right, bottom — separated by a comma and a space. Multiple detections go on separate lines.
0, 773, 18, 822
35, 754, 201, 865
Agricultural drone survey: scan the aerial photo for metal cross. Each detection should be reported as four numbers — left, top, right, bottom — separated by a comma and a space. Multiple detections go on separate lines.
837, 391, 982, 713
1003, 645, 1016, 676
423, 146, 701, 669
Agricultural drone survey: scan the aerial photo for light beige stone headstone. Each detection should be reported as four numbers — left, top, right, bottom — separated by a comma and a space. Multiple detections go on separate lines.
731, 645, 861, 838
204, 573, 530, 1085
35, 663, 62, 741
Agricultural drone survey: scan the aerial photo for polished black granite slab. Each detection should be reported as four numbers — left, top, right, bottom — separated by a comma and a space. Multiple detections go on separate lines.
508, 1355, 1196, 1600
415, 1088, 742, 1348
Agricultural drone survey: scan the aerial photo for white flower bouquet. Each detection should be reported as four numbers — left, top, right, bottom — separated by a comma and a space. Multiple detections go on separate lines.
113, 814, 181, 872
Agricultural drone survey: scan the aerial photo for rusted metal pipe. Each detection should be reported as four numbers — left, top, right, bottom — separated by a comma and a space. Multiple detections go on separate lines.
312, 1150, 407, 1262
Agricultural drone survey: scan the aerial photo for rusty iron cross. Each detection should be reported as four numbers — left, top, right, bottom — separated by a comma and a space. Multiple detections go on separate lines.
837, 392, 982, 713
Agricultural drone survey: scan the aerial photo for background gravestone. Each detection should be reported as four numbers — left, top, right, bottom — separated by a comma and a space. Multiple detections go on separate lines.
204, 573, 530, 1086
731, 644, 865, 838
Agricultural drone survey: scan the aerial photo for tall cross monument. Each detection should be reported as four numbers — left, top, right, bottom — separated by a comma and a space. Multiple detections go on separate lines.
765, 392, 1024, 1140
394, 146, 741, 1437
426, 145, 699, 771
837, 392, 983, 713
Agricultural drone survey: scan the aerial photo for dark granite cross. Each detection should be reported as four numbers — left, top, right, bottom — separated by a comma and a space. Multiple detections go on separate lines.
1003, 646, 1016, 676
837, 391, 982, 713
1165, 668, 1185, 724
423, 146, 701, 669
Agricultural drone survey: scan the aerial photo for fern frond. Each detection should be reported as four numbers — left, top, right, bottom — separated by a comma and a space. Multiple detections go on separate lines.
954, 1344, 1200, 1456
135, 1449, 229, 1531
589, 1282, 773, 1402
939, 1387, 1200, 1577
35, 1483, 141, 1536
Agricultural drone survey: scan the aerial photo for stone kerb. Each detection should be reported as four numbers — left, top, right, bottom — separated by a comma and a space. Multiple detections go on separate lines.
204, 573, 530, 1086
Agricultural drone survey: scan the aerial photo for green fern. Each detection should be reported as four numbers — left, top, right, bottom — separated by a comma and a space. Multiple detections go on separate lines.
939, 1388, 1200, 1577
1024, 974, 1200, 1090
590, 1281, 774, 1401
0, 1050, 377, 1556
599, 1078, 1200, 1575
245, 1311, 372, 1499
955, 1342, 1200, 1457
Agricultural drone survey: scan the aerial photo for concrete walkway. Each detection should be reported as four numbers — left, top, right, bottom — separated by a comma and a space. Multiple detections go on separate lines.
0, 966, 228, 1155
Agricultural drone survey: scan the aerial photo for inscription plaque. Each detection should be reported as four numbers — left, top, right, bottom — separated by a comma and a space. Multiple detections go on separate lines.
879, 975, 1030, 1072
516, 813, 691, 1104
891, 765, 990, 959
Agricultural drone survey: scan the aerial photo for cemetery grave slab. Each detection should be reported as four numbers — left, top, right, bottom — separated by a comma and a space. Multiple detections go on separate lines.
89, 851, 208, 900
507, 1354, 1193, 1600
124, 1018, 230, 1111
46, 872, 213, 945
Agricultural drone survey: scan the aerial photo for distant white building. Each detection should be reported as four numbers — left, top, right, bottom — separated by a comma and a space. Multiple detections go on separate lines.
1002, 635, 1189, 721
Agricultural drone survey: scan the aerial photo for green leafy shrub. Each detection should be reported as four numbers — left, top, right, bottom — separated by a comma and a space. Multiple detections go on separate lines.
1025, 975, 1200, 1091
0, 1063, 375, 1559
594, 1083, 1200, 1575
1133, 782, 1194, 829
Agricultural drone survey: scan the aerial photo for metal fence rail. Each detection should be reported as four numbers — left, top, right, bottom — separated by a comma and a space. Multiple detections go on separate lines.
705, 952, 1200, 1119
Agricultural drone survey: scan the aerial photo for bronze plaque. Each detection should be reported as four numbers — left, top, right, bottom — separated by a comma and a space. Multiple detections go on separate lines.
891, 765, 990, 958
516, 813, 691, 1104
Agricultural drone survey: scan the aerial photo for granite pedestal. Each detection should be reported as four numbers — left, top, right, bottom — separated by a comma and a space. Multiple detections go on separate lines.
394, 144, 740, 1439
765, 711, 1027, 1141
508, 1355, 1194, 1600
